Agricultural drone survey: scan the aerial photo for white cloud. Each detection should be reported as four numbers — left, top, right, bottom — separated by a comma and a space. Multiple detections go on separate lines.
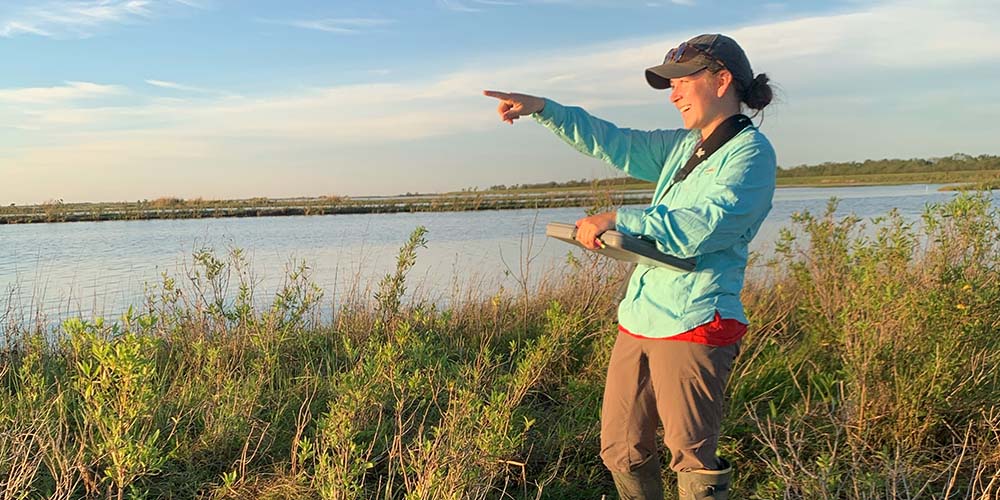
0, 81, 125, 104
0, 0, 200, 39
267, 17, 395, 34
8, 0, 999, 138
10, 0, 1000, 143
145, 79, 216, 94
436, 0, 483, 13
4, 0, 1000, 203
0, 20, 52, 37
719, 2, 1000, 95
442, 0, 698, 9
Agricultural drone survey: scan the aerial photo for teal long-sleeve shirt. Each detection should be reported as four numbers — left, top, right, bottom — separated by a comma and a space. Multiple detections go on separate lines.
533, 98, 776, 338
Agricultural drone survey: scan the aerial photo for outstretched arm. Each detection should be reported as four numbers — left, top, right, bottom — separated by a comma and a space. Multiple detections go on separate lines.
485, 91, 688, 183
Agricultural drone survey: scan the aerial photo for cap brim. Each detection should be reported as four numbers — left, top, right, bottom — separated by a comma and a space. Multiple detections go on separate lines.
644, 61, 707, 89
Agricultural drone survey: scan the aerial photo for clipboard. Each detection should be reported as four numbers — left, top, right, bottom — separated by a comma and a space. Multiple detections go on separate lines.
545, 222, 696, 272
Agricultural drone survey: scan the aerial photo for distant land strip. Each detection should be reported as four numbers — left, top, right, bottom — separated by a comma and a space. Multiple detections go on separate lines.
3, 154, 999, 225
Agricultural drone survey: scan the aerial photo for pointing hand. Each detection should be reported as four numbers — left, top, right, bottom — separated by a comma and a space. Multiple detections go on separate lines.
483, 90, 545, 125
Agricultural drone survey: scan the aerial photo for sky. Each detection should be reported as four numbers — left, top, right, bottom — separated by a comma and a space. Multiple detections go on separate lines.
1, 0, 998, 205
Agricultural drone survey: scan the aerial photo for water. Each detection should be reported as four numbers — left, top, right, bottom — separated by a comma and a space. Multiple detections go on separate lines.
1, 184, 992, 329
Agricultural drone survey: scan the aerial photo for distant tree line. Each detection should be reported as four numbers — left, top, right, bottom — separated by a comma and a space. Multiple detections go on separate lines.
777, 153, 1000, 178
488, 177, 644, 191
485, 153, 1000, 190
7, 153, 995, 213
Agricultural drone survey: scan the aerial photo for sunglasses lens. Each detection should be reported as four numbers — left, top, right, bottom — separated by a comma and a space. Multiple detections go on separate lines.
670, 42, 688, 62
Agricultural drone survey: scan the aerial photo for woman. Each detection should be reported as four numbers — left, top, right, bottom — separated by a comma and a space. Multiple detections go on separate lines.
485, 33, 775, 499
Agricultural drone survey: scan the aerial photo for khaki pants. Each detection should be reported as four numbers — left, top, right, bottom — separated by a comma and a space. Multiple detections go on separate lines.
600, 332, 739, 473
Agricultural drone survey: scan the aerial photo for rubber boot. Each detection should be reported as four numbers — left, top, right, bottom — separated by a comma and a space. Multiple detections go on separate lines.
676, 457, 733, 500
611, 457, 664, 500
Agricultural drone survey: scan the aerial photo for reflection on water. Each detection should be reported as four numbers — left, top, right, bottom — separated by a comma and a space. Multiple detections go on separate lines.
1, 185, 994, 330
1, 207, 591, 329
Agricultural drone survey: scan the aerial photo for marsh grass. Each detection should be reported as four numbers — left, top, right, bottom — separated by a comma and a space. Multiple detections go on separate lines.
941, 181, 1000, 193
5, 163, 1000, 226
2, 194, 999, 499
0, 190, 633, 225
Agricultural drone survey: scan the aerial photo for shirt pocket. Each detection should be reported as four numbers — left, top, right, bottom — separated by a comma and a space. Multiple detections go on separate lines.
662, 164, 715, 210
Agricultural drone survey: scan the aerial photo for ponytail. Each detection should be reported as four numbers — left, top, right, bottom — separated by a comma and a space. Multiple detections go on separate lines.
742, 73, 773, 111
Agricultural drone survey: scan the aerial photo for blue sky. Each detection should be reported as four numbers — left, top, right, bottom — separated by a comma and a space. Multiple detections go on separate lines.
2, 0, 998, 204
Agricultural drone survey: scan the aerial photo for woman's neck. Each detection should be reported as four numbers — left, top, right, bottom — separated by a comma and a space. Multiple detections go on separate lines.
699, 111, 739, 140
699, 96, 742, 139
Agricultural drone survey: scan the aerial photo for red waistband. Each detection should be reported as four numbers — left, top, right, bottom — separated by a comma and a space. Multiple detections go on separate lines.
618, 311, 746, 347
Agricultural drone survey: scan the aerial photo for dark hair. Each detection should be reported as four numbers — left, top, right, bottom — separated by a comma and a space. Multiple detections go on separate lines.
742, 73, 773, 111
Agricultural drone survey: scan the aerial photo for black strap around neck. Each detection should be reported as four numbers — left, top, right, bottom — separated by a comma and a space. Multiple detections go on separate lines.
655, 114, 752, 204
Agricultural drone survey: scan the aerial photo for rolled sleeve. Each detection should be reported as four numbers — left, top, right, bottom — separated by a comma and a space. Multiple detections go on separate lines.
615, 207, 646, 235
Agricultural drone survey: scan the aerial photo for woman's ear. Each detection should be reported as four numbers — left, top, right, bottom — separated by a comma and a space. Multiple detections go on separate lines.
716, 70, 734, 98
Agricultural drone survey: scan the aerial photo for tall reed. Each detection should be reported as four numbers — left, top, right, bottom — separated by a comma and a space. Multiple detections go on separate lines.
1, 194, 998, 498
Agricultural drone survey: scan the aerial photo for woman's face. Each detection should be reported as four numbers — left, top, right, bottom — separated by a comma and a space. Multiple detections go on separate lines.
669, 70, 724, 131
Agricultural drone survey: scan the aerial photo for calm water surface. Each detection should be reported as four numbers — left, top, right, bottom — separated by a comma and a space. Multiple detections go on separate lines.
1, 184, 992, 330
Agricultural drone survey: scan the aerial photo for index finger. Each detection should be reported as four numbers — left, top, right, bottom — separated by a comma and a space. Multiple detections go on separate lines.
483, 90, 512, 101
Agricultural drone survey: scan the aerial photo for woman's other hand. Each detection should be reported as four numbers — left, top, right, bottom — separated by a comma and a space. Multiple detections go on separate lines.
575, 212, 617, 250
483, 90, 545, 125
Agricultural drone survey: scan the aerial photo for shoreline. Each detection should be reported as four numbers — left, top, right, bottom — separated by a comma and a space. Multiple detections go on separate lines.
3, 176, 997, 226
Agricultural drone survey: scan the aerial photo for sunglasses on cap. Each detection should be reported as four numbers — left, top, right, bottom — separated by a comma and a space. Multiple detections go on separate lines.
664, 42, 726, 71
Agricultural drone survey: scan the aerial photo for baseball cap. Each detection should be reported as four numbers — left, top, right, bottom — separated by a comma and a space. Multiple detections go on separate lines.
645, 34, 754, 90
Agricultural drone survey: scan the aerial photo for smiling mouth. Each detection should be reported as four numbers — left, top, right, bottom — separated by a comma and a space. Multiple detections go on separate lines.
680, 105, 692, 113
